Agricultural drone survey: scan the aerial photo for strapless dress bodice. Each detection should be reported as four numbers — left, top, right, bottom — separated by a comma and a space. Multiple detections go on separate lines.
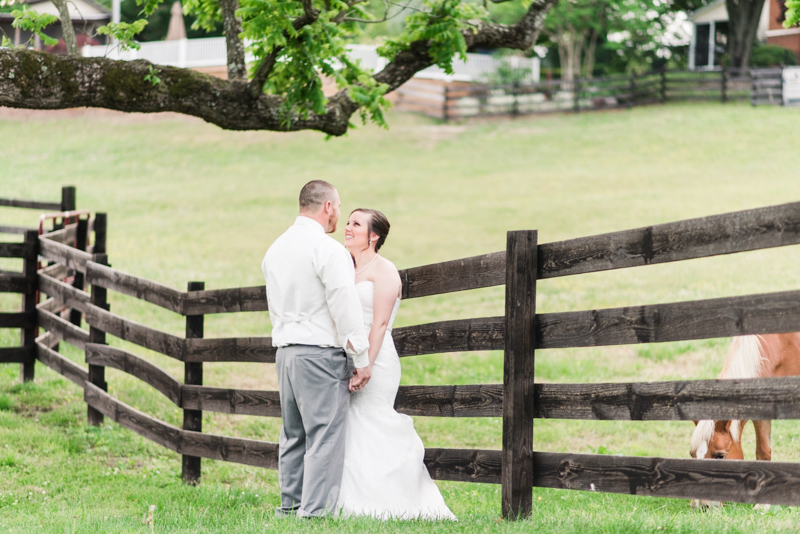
355, 281, 400, 331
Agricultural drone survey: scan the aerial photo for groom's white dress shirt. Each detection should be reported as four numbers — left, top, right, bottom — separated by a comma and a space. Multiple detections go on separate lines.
262, 216, 370, 368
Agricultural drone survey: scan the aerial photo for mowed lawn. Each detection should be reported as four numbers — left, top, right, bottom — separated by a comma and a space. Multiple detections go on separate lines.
2, 102, 800, 533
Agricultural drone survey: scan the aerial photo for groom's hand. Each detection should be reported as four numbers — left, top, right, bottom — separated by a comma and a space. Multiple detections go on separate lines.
349, 366, 372, 393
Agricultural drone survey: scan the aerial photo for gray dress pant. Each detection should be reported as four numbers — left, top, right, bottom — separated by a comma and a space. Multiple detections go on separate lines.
276, 344, 352, 517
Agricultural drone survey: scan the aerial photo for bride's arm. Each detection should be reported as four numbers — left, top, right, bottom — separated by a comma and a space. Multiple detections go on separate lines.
366, 261, 402, 369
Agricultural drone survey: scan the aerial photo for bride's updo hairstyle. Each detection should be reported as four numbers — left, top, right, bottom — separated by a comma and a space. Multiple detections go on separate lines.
352, 209, 390, 252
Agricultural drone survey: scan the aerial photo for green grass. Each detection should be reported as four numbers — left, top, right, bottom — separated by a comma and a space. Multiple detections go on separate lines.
2, 103, 800, 532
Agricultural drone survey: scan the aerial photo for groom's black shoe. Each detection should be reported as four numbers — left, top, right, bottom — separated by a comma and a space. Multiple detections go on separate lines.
275, 505, 301, 518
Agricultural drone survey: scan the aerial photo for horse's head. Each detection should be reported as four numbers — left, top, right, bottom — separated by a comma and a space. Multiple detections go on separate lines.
690, 420, 743, 460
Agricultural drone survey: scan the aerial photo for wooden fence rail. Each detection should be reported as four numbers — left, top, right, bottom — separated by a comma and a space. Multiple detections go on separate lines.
401, 68, 783, 121
6, 194, 800, 519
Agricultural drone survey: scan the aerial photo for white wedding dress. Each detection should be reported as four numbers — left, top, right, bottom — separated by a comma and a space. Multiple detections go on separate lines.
336, 281, 456, 520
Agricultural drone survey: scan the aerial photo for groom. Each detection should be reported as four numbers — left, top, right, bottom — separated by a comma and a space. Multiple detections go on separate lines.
262, 180, 371, 518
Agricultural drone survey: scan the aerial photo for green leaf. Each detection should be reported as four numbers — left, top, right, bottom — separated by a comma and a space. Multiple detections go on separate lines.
786, 0, 800, 28
144, 64, 162, 86
183, 0, 222, 33
97, 20, 148, 51
10, 6, 58, 46
378, 0, 489, 74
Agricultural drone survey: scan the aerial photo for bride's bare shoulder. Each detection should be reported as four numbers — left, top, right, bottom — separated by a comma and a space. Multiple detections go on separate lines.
373, 256, 401, 285
375, 256, 399, 274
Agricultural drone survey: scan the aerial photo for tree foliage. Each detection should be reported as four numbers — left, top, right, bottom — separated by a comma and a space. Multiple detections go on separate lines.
0, 0, 559, 135
539, 0, 671, 80
786, 0, 800, 27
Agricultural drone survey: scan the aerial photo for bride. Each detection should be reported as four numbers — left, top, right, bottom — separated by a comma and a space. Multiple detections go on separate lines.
337, 208, 456, 521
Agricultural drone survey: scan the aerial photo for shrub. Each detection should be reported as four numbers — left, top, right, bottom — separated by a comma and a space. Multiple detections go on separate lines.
750, 44, 798, 67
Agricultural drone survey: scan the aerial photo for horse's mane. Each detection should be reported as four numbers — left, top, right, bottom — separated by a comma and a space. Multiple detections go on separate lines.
690, 420, 714, 458
691, 336, 765, 456
719, 335, 765, 380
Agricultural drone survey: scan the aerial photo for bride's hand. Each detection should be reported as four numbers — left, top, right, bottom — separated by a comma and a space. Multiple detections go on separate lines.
349, 366, 372, 393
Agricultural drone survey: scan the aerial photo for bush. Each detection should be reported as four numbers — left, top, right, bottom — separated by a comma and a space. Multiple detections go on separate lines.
484, 58, 533, 85
750, 44, 798, 67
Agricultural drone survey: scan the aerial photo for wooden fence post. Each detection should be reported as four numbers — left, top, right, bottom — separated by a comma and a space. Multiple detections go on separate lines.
183, 280, 204, 484
660, 68, 667, 103
87, 213, 108, 426
60, 186, 76, 213
512, 81, 520, 117
502, 230, 538, 519
573, 78, 580, 112
19, 230, 38, 383
442, 85, 449, 122
56, 186, 76, 231
721, 66, 728, 104
69, 218, 88, 327
628, 74, 636, 108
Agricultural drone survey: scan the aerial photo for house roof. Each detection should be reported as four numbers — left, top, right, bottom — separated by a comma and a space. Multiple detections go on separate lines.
688, 0, 770, 41
0, 0, 110, 21
689, 0, 728, 23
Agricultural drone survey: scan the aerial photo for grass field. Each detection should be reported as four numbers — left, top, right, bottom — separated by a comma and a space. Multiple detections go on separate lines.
2, 102, 800, 533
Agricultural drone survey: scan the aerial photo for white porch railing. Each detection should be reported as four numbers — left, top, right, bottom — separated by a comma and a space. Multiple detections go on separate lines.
82, 38, 540, 82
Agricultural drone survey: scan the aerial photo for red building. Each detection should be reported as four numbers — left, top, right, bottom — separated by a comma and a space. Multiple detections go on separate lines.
765, 0, 800, 59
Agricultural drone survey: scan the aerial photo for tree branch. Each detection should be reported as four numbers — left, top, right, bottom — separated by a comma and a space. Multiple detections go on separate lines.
219, 0, 247, 81
0, 0, 558, 137
0, 49, 353, 135
52, 0, 79, 56
369, 0, 558, 94
248, 4, 319, 99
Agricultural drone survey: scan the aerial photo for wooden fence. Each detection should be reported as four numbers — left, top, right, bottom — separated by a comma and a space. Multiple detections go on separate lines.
0, 186, 78, 382
396, 67, 782, 121
4, 189, 800, 519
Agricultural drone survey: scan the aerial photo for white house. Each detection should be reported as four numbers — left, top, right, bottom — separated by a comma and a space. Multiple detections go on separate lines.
0, 0, 110, 50
689, 0, 800, 69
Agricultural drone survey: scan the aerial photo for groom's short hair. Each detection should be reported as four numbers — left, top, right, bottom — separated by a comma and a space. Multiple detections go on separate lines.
299, 180, 337, 211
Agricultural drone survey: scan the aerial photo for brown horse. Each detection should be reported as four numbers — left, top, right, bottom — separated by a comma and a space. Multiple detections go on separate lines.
688, 333, 800, 507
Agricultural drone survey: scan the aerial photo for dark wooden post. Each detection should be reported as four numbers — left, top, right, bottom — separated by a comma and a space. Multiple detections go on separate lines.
628, 74, 636, 108
60, 186, 76, 213
87, 213, 108, 426
183, 280, 204, 484
721, 66, 728, 104
501, 230, 537, 519
512, 81, 520, 117
19, 230, 39, 383
573, 78, 580, 112
56, 186, 76, 232
442, 85, 449, 122
660, 68, 667, 103
69, 218, 88, 327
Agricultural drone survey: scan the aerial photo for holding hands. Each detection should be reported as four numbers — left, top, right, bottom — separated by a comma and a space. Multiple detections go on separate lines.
349, 366, 371, 392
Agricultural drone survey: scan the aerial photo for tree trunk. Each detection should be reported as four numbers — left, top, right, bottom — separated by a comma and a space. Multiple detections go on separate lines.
554, 28, 590, 83
583, 28, 598, 78
52, 0, 78, 56
726, 0, 768, 67
219, 0, 247, 81
557, 37, 569, 81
